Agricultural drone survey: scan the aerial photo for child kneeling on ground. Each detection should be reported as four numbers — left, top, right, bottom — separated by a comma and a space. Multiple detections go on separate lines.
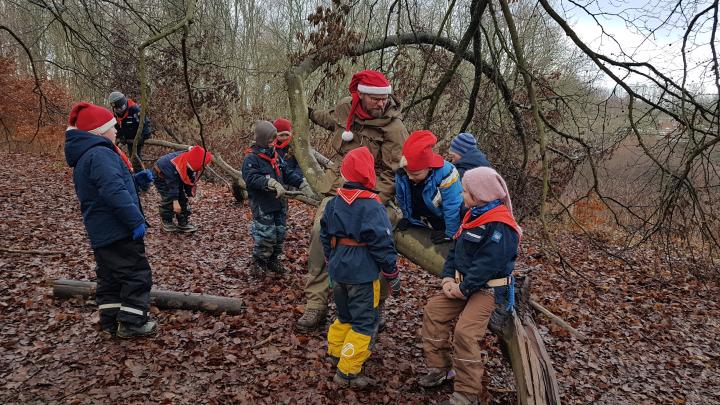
321, 147, 401, 389
242, 120, 314, 275
419, 167, 522, 405
153, 145, 213, 233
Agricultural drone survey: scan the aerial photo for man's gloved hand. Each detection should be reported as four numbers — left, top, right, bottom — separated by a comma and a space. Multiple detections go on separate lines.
132, 223, 146, 240
431, 229, 452, 244
299, 180, 315, 198
172, 200, 182, 214
307, 107, 315, 119
133, 169, 154, 188
387, 276, 402, 296
395, 218, 411, 231
267, 178, 286, 198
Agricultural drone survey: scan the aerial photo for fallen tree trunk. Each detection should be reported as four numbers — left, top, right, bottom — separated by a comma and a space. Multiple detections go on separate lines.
52, 279, 243, 315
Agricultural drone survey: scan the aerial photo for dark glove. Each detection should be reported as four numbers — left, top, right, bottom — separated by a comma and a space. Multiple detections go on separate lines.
396, 218, 411, 231
431, 230, 452, 244
307, 107, 314, 119
132, 223, 146, 240
134, 169, 154, 189
387, 276, 401, 296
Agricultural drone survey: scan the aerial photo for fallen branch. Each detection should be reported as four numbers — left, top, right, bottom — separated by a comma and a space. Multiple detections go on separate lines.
530, 299, 587, 341
1, 247, 64, 255
53, 279, 243, 315
253, 334, 277, 348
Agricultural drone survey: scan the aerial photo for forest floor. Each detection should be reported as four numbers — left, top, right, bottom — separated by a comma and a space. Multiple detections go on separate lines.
1, 152, 718, 404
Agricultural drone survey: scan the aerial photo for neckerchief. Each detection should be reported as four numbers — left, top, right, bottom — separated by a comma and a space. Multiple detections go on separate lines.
170, 153, 197, 186
114, 145, 134, 173
337, 188, 381, 205
115, 99, 138, 128
454, 203, 522, 240
273, 135, 292, 150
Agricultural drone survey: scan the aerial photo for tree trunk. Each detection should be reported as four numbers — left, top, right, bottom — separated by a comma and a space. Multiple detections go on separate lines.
52, 279, 243, 315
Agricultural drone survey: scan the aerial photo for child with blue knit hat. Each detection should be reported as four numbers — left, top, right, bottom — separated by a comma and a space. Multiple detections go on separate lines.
447, 132, 491, 178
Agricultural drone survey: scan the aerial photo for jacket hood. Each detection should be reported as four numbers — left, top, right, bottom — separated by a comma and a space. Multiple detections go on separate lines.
65, 128, 114, 167
455, 148, 491, 170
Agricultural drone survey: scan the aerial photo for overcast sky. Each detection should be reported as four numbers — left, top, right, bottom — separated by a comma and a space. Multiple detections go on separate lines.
559, 0, 718, 94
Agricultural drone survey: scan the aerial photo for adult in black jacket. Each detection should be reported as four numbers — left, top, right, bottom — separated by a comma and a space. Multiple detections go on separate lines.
108, 91, 152, 171
447, 132, 491, 178
242, 120, 314, 274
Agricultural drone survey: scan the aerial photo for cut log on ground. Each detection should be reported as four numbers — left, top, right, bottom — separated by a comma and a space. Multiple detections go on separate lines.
52, 279, 243, 315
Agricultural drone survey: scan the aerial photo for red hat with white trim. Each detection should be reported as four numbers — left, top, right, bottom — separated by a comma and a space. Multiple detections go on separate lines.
400, 130, 445, 171
342, 70, 392, 142
340, 146, 376, 189
68, 102, 117, 135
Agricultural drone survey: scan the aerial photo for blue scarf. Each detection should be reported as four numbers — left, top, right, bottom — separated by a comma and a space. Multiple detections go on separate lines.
469, 199, 503, 217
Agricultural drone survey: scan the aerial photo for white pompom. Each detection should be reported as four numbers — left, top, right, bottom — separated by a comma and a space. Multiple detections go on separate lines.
341, 130, 354, 142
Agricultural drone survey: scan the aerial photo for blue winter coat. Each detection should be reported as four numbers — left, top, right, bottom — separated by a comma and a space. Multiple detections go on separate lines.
156, 151, 195, 198
395, 161, 463, 238
115, 103, 151, 143
242, 145, 304, 214
454, 148, 491, 178
320, 183, 397, 284
276, 146, 304, 181
442, 218, 519, 297
64, 129, 145, 248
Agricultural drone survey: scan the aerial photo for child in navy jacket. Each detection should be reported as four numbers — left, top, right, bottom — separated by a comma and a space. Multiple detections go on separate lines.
242, 120, 314, 275
419, 167, 521, 404
153, 145, 213, 233
321, 147, 400, 389
64, 102, 157, 339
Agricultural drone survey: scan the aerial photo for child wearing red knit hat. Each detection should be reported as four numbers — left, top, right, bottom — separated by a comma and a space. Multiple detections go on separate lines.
64, 102, 157, 338
321, 147, 399, 389
152, 145, 213, 233
395, 130, 464, 244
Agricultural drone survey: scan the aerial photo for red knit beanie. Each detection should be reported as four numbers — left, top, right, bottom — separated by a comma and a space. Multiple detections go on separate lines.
68, 102, 117, 135
400, 130, 444, 171
340, 146, 376, 189
342, 70, 392, 142
273, 118, 292, 135
184, 145, 214, 171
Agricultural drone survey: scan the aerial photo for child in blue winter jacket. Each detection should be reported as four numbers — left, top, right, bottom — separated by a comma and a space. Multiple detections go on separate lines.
64, 102, 157, 339
242, 120, 314, 275
321, 146, 400, 389
418, 166, 521, 405
395, 130, 463, 244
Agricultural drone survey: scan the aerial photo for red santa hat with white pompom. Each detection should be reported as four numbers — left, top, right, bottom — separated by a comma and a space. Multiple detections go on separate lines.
342, 70, 392, 142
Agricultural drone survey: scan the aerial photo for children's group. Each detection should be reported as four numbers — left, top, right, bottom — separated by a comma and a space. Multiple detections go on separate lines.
64, 69, 521, 405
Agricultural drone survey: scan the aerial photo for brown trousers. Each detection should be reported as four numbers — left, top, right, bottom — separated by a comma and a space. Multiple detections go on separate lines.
421, 290, 495, 395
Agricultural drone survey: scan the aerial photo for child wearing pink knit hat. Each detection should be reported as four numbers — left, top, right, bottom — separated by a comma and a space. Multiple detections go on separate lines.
418, 166, 521, 404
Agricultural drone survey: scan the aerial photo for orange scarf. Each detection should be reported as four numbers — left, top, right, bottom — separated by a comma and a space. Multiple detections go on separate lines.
170, 154, 197, 186
453, 205, 521, 240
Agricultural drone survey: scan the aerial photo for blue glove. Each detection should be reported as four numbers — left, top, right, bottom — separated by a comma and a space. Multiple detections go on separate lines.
134, 169, 154, 189
132, 223, 146, 240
